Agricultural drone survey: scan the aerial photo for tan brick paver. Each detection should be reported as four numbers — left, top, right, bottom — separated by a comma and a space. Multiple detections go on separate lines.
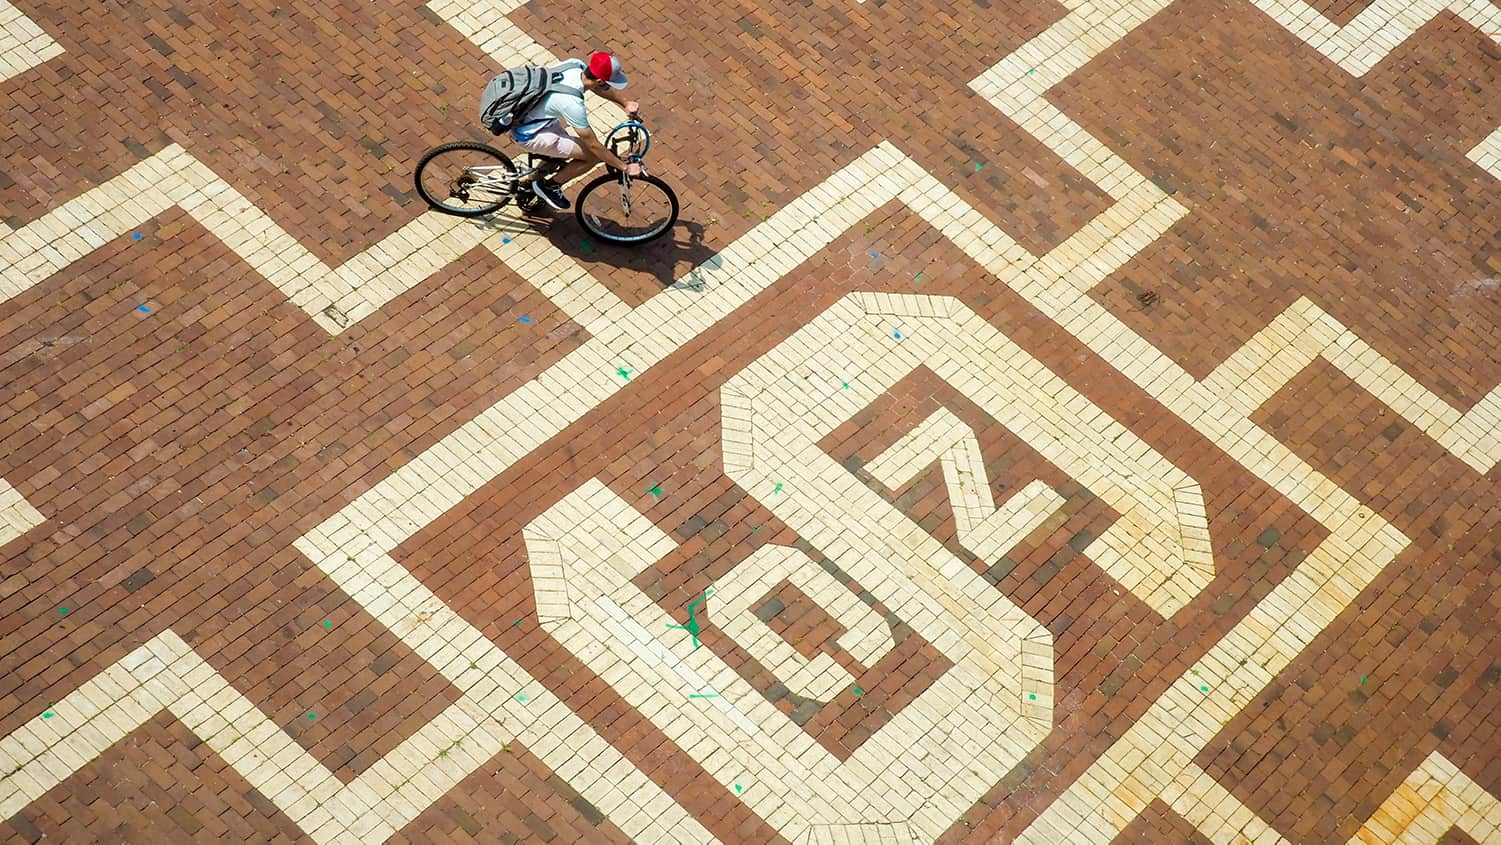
1, 0, 1498, 842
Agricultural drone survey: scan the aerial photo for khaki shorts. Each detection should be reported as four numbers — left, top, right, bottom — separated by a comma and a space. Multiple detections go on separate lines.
514, 120, 583, 159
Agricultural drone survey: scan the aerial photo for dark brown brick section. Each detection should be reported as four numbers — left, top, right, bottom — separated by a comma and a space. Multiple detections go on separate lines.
1110, 799, 1213, 844
0, 219, 589, 833
2, 713, 310, 842
1181, 364, 1501, 841
1, 0, 483, 262
388, 746, 633, 845
1441, 830, 1485, 845
1069, 0, 1501, 391
1300, 0, 1376, 27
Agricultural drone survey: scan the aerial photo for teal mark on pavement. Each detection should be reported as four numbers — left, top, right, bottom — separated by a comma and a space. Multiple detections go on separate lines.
617, 366, 632, 380
666, 588, 715, 649
773, 483, 783, 494
307, 713, 317, 720
58, 608, 68, 615
734, 784, 743, 794
647, 484, 662, 499
322, 620, 331, 629
1028, 693, 1037, 701
689, 693, 719, 699
42, 710, 53, 719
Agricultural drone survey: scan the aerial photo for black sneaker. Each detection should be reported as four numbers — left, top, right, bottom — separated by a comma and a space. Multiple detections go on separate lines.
531, 179, 569, 211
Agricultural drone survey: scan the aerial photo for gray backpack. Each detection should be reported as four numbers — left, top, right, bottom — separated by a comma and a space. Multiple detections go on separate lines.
478, 60, 584, 135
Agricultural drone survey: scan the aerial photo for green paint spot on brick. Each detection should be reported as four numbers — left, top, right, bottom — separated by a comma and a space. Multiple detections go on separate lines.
975, 162, 983, 171
841, 381, 849, 389
1360, 675, 1367, 683
516, 692, 528, 703
1026, 68, 1036, 75
647, 484, 662, 499
666, 588, 714, 649
58, 608, 68, 615
734, 784, 743, 794
617, 366, 632, 380
1028, 693, 1037, 701
42, 711, 53, 719
514, 619, 523, 628
773, 482, 783, 494
1200, 685, 1209, 693
852, 686, 863, 697
323, 620, 331, 629
307, 713, 317, 720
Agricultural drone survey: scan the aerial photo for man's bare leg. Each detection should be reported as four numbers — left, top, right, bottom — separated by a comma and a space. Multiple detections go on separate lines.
553, 154, 599, 186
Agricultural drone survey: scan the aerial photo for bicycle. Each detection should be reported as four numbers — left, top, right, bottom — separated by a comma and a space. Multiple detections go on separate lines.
413, 118, 679, 245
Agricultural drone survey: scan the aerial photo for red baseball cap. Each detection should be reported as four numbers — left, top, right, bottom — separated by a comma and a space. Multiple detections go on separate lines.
587, 52, 628, 89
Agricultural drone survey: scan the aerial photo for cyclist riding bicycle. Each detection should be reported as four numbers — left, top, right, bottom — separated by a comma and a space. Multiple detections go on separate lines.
511, 52, 643, 211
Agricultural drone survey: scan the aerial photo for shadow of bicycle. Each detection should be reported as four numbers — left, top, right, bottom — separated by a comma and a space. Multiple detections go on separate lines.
463, 211, 724, 293
569, 218, 723, 291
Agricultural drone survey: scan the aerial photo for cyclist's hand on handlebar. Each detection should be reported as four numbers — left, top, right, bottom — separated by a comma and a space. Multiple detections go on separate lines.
625, 162, 643, 177
625, 101, 640, 117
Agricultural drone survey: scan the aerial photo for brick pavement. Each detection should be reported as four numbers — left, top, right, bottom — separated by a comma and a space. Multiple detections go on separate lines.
1, 0, 1499, 842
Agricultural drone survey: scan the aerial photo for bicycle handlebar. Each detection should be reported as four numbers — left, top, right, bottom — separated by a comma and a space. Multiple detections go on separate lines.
607, 118, 651, 165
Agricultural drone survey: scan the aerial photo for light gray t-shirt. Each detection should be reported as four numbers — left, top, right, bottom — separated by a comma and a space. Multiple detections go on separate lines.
512, 60, 588, 142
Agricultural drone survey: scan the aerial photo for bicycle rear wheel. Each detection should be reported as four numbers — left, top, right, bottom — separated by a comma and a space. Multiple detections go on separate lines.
574, 173, 678, 245
414, 142, 516, 217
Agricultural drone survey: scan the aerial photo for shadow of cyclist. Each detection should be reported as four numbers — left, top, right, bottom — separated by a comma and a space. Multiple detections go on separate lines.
454, 204, 722, 292
555, 217, 723, 290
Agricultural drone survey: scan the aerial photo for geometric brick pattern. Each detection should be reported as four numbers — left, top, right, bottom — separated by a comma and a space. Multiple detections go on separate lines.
0, 476, 42, 547
2, 0, 1499, 841
0, 0, 58, 82
1347, 751, 1501, 843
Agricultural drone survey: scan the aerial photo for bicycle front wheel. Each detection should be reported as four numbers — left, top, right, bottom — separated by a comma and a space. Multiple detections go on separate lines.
414, 141, 516, 217
575, 173, 678, 245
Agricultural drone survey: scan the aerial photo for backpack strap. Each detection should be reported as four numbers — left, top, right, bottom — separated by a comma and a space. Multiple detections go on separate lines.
542, 59, 587, 99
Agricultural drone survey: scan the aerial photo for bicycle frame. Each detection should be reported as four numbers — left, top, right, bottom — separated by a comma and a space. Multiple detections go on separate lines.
459, 163, 518, 201
415, 118, 674, 242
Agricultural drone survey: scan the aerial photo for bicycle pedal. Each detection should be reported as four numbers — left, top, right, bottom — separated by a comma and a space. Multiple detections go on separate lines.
515, 196, 550, 217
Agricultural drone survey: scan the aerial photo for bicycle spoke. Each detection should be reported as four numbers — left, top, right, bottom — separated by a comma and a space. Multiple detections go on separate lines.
576, 174, 676, 244
414, 142, 515, 217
